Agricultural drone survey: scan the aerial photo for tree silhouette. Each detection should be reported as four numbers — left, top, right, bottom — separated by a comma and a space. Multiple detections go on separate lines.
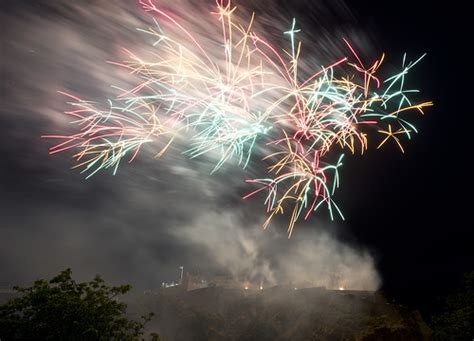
0, 268, 157, 340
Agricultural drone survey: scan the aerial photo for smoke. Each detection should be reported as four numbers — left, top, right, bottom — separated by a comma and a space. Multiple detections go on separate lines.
1, 0, 380, 291
173, 211, 380, 290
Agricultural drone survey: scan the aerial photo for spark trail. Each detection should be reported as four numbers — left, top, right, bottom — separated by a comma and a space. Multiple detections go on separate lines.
45, 0, 432, 236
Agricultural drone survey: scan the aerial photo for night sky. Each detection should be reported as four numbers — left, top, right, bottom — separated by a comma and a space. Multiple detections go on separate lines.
338, 0, 473, 311
1, 0, 472, 317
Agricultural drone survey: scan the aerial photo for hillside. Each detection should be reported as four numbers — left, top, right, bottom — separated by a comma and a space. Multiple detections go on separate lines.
130, 286, 432, 340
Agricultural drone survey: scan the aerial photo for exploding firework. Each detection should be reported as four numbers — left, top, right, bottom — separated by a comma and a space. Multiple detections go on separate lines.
45, 0, 432, 235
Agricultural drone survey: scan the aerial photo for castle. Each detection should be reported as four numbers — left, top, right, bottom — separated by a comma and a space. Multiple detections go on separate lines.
159, 267, 353, 292
182, 272, 253, 291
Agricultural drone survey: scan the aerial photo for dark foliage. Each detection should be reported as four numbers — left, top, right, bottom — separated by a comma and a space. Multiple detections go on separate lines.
431, 271, 474, 340
0, 269, 157, 340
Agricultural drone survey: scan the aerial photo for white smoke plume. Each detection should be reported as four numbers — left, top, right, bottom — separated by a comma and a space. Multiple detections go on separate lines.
174, 211, 380, 290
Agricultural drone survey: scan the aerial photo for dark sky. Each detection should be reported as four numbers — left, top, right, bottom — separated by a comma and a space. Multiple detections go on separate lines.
337, 0, 473, 311
0, 0, 472, 315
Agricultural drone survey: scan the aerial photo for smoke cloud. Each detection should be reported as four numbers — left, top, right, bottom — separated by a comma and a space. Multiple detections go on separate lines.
175, 211, 380, 290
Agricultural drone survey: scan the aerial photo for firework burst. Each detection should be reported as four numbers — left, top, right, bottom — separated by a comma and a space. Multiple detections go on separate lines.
45, 0, 432, 235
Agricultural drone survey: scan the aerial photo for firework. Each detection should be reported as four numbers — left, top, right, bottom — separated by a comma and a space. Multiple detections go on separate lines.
45, 0, 432, 235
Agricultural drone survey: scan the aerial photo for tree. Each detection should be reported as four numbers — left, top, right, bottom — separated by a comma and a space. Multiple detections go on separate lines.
431, 271, 474, 340
0, 268, 157, 340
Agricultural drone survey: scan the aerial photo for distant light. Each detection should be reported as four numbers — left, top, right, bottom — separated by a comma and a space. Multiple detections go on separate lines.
244, 286, 249, 290
294, 287, 298, 290
339, 287, 345, 291
259, 286, 263, 290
